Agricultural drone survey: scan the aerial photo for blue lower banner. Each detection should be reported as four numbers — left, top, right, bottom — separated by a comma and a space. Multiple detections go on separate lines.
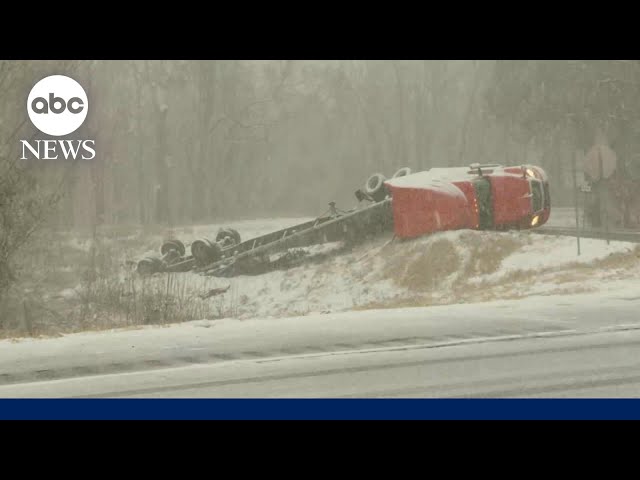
1, 399, 640, 420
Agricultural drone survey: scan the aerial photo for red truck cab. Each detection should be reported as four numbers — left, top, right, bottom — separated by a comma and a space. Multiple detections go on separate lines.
384, 164, 550, 239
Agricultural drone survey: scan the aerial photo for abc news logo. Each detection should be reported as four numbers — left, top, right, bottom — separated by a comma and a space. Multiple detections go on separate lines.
31, 93, 85, 114
20, 75, 95, 160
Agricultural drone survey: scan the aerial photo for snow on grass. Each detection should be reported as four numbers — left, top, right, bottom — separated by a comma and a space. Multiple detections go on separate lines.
122, 225, 640, 321
480, 235, 635, 283
131, 237, 399, 320
351, 229, 639, 308
24, 216, 640, 337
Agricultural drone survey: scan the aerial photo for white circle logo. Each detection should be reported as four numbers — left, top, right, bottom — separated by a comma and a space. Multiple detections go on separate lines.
27, 75, 88, 136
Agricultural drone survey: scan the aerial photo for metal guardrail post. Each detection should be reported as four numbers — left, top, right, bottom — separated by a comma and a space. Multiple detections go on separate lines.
572, 152, 581, 256
599, 151, 610, 245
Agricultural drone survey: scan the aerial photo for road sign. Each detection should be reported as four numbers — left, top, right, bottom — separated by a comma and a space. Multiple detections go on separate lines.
583, 144, 617, 181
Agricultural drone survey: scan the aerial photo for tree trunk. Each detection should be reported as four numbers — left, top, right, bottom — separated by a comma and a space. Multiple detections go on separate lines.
458, 61, 481, 165
154, 110, 170, 225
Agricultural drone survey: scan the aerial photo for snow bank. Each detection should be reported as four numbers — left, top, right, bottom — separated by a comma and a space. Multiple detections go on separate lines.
488, 236, 634, 280
57, 214, 640, 324
119, 223, 639, 320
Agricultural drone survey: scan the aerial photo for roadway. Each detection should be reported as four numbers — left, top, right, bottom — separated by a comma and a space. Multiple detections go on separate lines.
1, 291, 640, 398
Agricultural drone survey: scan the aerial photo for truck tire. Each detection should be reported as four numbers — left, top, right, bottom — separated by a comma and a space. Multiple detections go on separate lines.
191, 238, 223, 267
137, 256, 164, 276
365, 173, 388, 203
163, 249, 181, 265
229, 228, 241, 245
160, 239, 186, 257
216, 228, 242, 246
392, 167, 412, 179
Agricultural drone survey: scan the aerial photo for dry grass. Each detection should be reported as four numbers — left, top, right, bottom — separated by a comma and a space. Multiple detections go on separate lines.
565, 245, 640, 271
400, 239, 460, 291
4, 225, 640, 339
354, 232, 640, 311
459, 233, 523, 277
367, 231, 527, 293
0, 225, 240, 338
368, 237, 460, 292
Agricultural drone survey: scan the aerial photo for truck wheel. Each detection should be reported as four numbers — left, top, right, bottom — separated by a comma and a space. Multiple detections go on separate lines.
191, 238, 223, 266
216, 228, 241, 246
392, 167, 412, 178
160, 239, 186, 257
365, 173, 388, 203
163, 249, 181, 265
228, 228, 241, 245
137, 256, 164, 275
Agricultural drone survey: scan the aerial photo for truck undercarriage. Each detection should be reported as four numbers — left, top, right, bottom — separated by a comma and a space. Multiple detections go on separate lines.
137, 172, 398, 278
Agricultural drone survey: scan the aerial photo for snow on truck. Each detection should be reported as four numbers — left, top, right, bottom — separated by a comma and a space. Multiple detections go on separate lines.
387, 163, 550, 238
137, 163, 551, 277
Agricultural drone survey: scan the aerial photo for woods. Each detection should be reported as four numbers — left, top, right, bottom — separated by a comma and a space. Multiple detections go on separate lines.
3, 60, 640, 295
488, 60, 640, 226
4, 61, 514, 228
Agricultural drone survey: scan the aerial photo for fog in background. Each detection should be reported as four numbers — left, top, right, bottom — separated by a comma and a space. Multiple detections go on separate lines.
7, 60, 637, 230
4, 60, 640, 333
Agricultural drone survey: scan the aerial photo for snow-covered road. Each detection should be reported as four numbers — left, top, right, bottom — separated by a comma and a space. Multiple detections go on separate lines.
26, 328, 640, 399
3, 287, 640, 397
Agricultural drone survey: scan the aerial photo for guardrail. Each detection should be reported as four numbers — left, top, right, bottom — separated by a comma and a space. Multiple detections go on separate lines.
533, 226, 640, 243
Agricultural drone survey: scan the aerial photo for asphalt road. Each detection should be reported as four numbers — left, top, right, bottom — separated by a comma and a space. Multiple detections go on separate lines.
5, 328, 640, 398
2, 292, 640, 398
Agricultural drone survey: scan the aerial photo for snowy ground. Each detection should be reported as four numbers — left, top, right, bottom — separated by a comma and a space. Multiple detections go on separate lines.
4, 283, 640, 399
545, 206, 582, 228
6, 210, 639, 339
67, 217, 640, 319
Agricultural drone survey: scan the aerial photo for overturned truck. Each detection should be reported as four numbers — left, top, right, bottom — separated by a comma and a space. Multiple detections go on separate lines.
137, 163, 551, 278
